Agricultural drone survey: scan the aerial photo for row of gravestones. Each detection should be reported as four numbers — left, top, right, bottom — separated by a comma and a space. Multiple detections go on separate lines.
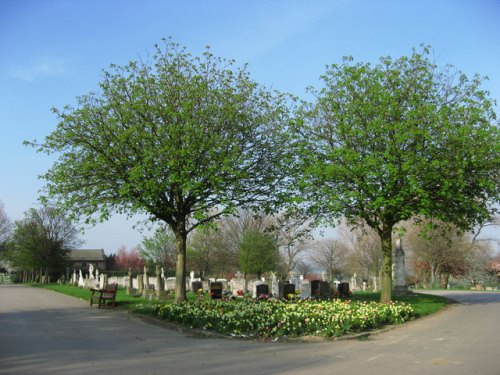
207, 280, 351, 300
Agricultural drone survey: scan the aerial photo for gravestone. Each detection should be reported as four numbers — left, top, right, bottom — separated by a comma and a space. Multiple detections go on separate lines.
300, 280, 311, 299
202, 280, 209, 292
230, 278, 245, 296
78, 270, 85, 287
318, 281, 331, 300
210, 281, 223, 299
164, 277, 176, 290
192, 280, 202, 292
283, 283, 296, 300
252, 281, 266, 298
338, 282, 350, 298
393, 237, 412, 296
311, 280, 320, 297
271, 279, 280, 298
256, 283, 269, 298
137, 274, 144, 292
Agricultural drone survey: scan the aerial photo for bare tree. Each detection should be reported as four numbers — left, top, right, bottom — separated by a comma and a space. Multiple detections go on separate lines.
339, 221, 382, 283
274, 214, 313, 279
309, 238, 348, 282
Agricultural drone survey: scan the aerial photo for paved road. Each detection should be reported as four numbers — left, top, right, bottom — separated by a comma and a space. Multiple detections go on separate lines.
0, 285, 499, 375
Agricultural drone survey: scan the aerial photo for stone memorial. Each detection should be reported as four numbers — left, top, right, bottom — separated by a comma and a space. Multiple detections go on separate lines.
137, 274, 144, 292
255, 283, 269, 298
300, 280, 311, 299
165, 277, 176, 290
78, 270, 85, 287
192, 280, 202, 292
311, 280, 320, 297
271, 279, 280, 298
283, 283, 296, 300
230, 278, 245, 296
210, 281, 223, 299
393, 237, 411, 296
337, 282, 350, 298
318, 281, 331, 300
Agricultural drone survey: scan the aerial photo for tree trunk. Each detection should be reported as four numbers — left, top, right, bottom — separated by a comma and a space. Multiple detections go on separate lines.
439, 273, 449, 289
379, 225, 393, 303
174, 227, 188, 303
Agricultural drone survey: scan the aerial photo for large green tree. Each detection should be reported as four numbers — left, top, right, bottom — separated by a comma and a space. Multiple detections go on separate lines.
295, 46, 500, 302
32, 39, 292, 302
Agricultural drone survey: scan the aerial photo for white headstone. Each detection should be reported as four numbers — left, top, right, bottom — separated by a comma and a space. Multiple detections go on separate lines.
300, 280, 311, 299
271, 280, 280, 297
78, 270, 85, 287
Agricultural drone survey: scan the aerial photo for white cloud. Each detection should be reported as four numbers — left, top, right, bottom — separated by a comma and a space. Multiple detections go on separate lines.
9, 56, 71, 82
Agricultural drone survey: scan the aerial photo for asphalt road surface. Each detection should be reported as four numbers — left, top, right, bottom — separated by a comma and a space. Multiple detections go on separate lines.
0, 285, 499, 375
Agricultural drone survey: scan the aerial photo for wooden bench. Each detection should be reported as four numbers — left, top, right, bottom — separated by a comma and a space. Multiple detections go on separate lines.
90, 283, 118, 308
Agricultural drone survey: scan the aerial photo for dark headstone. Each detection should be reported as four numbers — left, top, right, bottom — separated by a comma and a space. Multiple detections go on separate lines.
256, 283, 269, 298
283, 283, 296, 300
311, 280, 321, 296
210, 281, 223, 299
338, 282, 350, 298
192, 281, 202, 292
318, 281, 331, 300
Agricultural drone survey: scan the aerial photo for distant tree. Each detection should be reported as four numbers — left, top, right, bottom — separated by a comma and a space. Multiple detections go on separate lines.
138, 225, 176, 273
239, 230, 279, 279
187, 226, 217, 279
0, 200, 11, 244
274, 213, 313, 279
309, 239, 348, 282
295, 46, 500, 301
188, 225, 236, 279
406, 220, 474, 287
339, 221, 382, 283
4, 205, 80, 282
114, 246, 144, 272
295, 259, 313, 279
31, 39, 292, 302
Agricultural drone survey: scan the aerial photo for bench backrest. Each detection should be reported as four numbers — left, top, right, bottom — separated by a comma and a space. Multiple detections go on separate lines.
103, 283, 118, 293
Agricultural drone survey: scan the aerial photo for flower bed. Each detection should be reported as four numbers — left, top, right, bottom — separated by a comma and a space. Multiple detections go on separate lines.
150, 298, 413, 339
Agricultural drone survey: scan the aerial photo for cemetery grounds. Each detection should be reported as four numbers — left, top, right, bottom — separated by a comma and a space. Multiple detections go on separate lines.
35, 283, 447, 341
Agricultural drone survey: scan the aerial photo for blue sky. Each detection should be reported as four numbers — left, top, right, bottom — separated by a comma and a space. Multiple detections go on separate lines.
1, 0, 499, 254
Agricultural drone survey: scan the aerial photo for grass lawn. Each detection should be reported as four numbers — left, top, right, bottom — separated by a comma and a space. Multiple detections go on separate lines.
351, 291, 448, 317
34, 283, 448, 339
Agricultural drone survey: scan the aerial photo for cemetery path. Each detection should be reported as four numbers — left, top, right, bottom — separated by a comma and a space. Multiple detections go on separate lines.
0, 286, 499, 375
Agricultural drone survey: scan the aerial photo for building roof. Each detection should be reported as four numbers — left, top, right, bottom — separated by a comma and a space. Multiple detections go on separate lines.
67, 249, 106, 262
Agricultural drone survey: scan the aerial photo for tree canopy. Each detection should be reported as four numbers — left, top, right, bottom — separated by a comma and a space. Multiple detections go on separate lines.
295, 46, 500, 301
4, 205, 80, 282
33, 39, 292, 301
239, 229, 279, 279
